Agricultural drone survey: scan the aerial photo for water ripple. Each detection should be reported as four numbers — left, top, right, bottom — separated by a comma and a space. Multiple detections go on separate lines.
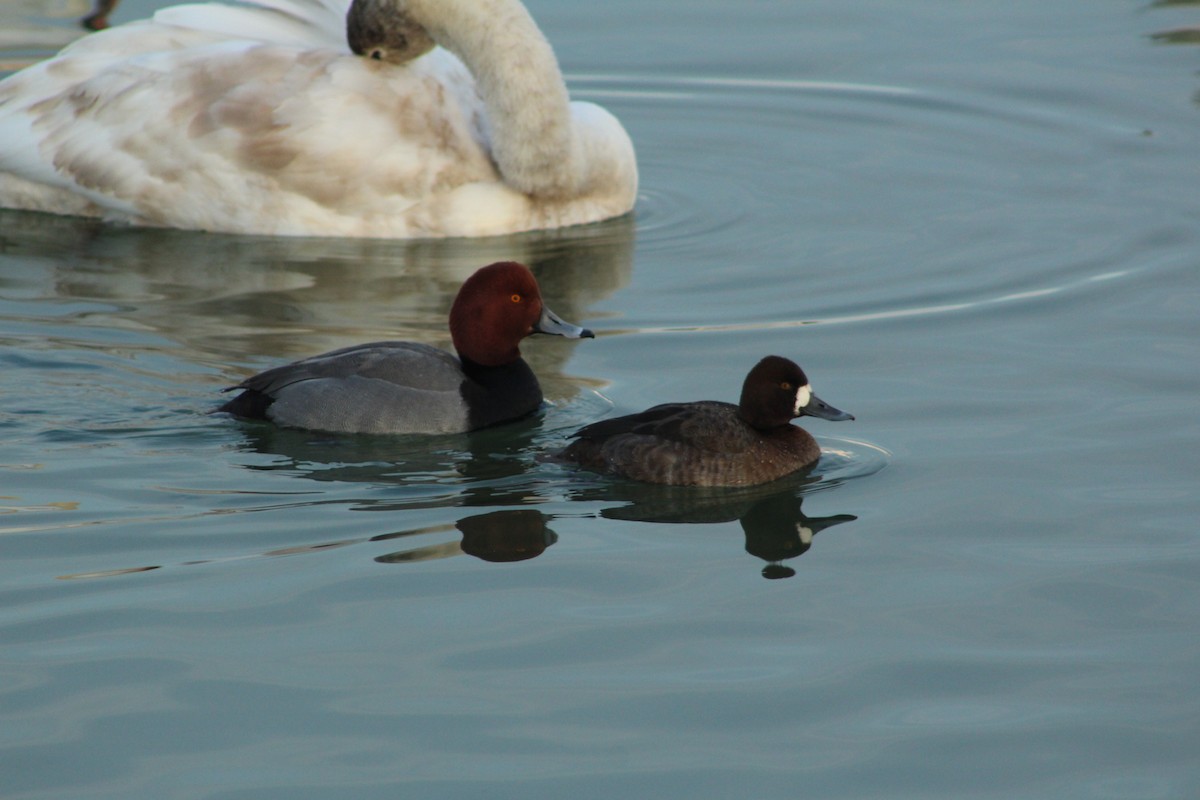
570, 71, 1184, 329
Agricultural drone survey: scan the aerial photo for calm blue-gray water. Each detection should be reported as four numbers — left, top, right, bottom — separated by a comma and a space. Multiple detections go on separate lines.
2, 0, 1199, 797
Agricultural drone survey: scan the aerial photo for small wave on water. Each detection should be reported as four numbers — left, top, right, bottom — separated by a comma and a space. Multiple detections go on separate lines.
817, 436, 892, 485
569, 71, 1186, 332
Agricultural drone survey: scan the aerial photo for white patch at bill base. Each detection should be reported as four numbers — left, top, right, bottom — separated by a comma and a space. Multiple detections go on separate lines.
793, 384, 812, 415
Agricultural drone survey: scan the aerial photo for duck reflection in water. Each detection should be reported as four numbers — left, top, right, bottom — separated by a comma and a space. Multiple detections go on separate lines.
224, 425, 853, 575
739, 491, 855, 579
56, 509, 557, 579
374, 510, 556, 564
574, 478, 855, 579
54, 487, 847, 578
227, 410, 557, 508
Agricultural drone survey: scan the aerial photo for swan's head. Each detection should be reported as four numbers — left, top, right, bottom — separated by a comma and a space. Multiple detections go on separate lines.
347, 0, 436, 65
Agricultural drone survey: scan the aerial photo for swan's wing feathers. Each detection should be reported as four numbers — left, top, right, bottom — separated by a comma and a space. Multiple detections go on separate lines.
154, 0, 350, 50
1, 31, 495, 235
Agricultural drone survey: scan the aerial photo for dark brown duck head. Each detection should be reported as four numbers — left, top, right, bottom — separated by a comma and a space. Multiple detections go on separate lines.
737, 355, 854, 431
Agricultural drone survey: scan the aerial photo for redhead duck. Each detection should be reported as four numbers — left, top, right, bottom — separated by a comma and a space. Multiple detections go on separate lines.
218, 261, 592, 433
561, 356, 853, 486
0, 0, 637, 238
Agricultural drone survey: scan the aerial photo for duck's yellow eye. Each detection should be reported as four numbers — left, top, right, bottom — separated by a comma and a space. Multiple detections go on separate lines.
511, 293, 522, 303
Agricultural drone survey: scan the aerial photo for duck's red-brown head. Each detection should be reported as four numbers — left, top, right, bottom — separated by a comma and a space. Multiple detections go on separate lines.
449, 261, 593, 367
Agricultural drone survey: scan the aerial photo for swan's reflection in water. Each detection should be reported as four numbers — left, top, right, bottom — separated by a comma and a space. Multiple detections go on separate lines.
1, 207, 634, 393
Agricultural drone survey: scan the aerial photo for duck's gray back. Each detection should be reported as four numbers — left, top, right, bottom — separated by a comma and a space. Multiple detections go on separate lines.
248, 342, 471, 434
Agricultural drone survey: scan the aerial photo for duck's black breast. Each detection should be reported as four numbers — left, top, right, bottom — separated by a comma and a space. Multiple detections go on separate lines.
563, 401, 821, 487
459, 356, 544, 431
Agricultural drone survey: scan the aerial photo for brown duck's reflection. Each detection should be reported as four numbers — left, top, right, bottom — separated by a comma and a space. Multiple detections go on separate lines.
54, 489, 846, 579
572, 478, 856, 579
374, 510, 556, 565
738, 491, 855, 579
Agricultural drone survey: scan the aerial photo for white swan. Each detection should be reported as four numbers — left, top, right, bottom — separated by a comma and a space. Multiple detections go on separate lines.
0, 0, 637, 238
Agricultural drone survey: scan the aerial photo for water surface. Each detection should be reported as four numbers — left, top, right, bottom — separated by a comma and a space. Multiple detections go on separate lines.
2, 1, 1199, 798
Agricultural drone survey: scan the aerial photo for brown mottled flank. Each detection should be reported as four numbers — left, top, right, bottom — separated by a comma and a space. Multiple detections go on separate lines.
563, 402, 822, 487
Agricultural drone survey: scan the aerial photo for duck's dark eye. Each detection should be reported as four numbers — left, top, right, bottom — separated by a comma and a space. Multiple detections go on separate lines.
511, 293, 522, 303
780, 381, 792, 390
370, 49, 383, 60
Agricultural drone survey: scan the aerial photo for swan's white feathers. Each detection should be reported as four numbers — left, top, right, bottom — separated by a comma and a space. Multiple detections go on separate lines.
153, 1, 348, 49
0, 0, 638, 237
5, 46, 496, 235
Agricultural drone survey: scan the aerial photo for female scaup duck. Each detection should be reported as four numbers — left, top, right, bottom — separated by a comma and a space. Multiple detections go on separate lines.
0, 0, 637, 238
561, 356, 853, 486
218, 261, 592, 433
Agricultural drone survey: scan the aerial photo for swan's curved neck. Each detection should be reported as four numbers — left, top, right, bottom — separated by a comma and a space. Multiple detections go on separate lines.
401, 0, 579, 196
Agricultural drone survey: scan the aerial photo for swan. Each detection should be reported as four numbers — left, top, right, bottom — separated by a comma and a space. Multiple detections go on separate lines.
0, 0, 638, 238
